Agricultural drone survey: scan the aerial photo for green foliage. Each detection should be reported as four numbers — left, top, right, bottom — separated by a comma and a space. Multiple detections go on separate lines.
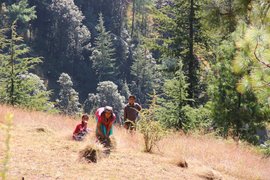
137, 93, 167, 152
48, 0, 91, 76
207, 33, 269, 143
181, 105, 212, 131
16, 73, 53, 111
0, 23, 42, 106
0, 113, 13, 180
157, 60, 189, 130
57, 73, 81, 115
83, 93, 100, 114
90, 13, 117, 82
232, 2, 270, 106
7, 0, 36, 24
260, 140, 270, 158
130, 45, 157, 105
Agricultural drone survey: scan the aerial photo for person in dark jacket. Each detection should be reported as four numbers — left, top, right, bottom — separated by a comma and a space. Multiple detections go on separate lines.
124, 95, 142, 130
73, 114, 90, 141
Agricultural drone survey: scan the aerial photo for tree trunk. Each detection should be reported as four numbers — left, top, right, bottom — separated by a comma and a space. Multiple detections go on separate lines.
188, 0, 195, 106
131, 0, 136, 38
10, 28, 15, 106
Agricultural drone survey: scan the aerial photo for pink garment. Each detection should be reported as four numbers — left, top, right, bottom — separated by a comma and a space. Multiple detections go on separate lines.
95, 107, 116, 133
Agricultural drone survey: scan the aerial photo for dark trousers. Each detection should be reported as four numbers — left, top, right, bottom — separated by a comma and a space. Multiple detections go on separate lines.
73, 131, 87, 141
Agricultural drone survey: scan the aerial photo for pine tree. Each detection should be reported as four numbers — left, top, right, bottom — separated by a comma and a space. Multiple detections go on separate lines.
157, 60, 189, 130
57, 73, 81, 115
232, 1, 270, 106
90, 13, 117, 82
130, 45, 157, 105
7, 0, 36, 31
202, 0, 270, 142
0, 22, 41, 106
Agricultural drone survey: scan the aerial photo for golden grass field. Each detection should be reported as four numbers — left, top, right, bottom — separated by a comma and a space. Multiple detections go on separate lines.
0, 105, 269, 180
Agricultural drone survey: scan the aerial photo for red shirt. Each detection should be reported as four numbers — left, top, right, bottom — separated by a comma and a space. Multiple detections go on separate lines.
73, 123, 87, 135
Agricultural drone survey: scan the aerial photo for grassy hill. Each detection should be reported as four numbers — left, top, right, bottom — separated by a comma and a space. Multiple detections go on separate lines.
0, 105, 269, 180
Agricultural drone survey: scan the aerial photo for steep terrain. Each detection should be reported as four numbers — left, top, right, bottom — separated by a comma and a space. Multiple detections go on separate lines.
0, 105, 269, 180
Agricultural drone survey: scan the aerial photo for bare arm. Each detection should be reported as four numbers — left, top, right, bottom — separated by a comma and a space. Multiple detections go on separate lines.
96, 121, 105, 138
106, 122, 113, 137
137, 104, 142, 111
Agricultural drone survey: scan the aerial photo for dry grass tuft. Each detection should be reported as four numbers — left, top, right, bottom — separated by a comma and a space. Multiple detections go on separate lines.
157, 133, 270, 179
196, 167, 222, 180
79, 143, 105, 163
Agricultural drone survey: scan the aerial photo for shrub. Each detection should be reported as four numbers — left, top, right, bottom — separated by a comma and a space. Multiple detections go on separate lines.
137, 94, 167, 152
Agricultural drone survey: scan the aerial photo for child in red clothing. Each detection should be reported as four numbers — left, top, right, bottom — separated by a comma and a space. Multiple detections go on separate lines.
73, 114, 90, 141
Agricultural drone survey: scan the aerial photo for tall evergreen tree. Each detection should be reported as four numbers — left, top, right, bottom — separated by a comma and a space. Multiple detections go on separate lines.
157, 60, 189, 130
57, 73, 81, 115
0, 23, 41, 106
201, 0, 270, 142
130, 45, 157, 105
232, 1, 270, 106
7, 0, 36, 32
90, 13, 117, 82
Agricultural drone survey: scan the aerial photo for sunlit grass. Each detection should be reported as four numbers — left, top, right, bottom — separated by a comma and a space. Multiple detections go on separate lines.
0, 104, 269, 179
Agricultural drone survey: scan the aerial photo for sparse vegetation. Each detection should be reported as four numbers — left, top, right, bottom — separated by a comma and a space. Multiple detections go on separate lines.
0, 105, 269, 179
0, 113, 13, 180
137, 94, 168, 152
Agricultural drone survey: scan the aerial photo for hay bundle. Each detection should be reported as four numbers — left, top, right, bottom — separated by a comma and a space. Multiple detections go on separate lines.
80, 143, 104, 163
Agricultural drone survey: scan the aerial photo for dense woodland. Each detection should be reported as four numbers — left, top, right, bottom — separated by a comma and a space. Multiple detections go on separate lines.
0, 0, 269, 144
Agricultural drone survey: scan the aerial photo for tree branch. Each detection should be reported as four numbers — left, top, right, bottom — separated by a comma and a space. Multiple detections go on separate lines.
254, 40, 270, 69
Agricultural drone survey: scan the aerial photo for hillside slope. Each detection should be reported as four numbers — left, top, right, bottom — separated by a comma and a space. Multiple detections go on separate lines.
0, 105, 269, 180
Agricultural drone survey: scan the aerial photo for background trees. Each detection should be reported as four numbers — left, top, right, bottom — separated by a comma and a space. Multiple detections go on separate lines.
0, 0, 269, 144
56, 73, 81, 115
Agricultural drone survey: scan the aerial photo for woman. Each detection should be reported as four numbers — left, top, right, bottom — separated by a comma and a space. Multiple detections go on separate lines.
95, 106, 116, 147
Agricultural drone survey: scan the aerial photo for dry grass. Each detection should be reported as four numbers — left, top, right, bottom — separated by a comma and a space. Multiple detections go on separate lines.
0, 104, 269, 180
157, 133, 270, 180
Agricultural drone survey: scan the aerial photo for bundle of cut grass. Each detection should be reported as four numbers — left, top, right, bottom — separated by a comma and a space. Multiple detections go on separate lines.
79, 143, 105, 163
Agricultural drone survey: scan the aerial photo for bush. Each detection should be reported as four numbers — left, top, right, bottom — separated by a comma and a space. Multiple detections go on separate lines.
259, 140, 270, 158
137, 94, 167, 152
181, 105, 212, 132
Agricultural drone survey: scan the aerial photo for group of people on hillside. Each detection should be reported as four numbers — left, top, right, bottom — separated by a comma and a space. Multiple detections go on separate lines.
72, 95, 141, 146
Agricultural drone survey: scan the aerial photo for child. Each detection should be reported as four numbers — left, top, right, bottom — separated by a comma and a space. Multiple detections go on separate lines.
73, 114, 90, 141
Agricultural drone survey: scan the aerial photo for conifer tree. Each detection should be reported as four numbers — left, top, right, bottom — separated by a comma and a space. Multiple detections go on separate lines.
90, 13, 117, 82
130, 45, 157, 105
157, 60, 189, 130
232, 1, 270, 106
0, 23, 41, 106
